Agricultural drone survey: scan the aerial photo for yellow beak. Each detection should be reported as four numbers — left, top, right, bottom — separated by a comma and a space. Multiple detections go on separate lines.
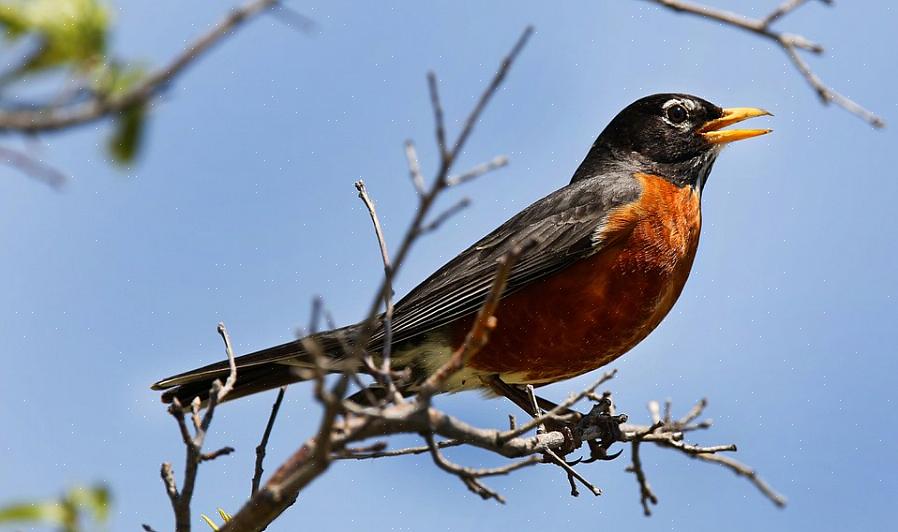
699, 107, 772, 144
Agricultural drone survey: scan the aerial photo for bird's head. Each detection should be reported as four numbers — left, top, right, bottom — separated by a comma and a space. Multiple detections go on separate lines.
573, 93, 771, 191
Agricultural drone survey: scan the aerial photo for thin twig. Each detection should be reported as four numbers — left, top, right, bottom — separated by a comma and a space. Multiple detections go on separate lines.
0, 145, 67, 188
543, 448, 602, 496
334, 439, 463, 460
693, 452, 788, 508
252, 386, 287, 495
427, 73, 448, 159
404, 140, 426, 195
627, 441, 658, 516
446, 155, 509, 187
419, 197, 471, 235
354, 180, 400, 401
641, 0, 884, 127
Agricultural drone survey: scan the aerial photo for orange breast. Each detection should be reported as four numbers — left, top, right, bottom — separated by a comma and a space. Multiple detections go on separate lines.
459, 173, 702, 383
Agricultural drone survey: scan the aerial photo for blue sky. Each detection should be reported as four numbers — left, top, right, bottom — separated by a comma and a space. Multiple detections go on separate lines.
2, 1, 896, 530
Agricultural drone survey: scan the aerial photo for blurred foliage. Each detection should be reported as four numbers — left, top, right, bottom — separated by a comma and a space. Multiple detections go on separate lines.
0, 0, 108, 72
201, 508, 232, 531
0, 0, 148, 164
0, 484, 110, 532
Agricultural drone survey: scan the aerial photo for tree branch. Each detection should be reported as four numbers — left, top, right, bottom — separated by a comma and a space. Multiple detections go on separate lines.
0, 0, 281, 133
0, 144, 67, 188
158, 323, 238, 532
251, 386, 286, 495
641, 0, 885, 128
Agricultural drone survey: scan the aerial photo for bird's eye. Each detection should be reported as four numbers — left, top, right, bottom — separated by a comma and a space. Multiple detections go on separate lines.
666, 104, 688, 124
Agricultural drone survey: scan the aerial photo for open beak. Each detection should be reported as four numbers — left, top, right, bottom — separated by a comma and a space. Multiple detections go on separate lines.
698, 107, 772, 144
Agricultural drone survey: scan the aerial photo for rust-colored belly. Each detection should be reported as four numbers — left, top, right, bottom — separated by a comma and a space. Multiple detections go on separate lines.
459, 173, 702, 384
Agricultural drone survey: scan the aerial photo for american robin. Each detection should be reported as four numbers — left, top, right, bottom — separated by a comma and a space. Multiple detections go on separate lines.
153, 93, 770, 407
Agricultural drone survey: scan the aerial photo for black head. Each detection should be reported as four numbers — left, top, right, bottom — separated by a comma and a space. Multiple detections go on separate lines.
572, 93, 770, 190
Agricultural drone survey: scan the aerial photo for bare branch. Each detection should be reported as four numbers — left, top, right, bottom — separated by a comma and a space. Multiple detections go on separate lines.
447, 27, 534, 159
419, 197, 471, 235
215, 322, 238, 401
627, 441, 658, 516
543, 448, 602, 497
693, 452, 788, 508
641, 0, 885, 127
446, 155, 509, 187
404, 140, 426, 195
762, 0, 831, 28
158, 323, 239, 531
252, 386, 287, 495
782, 44, 885, 128
0, 145, 67, 188
354, 180, 400, 401
423, 432, 540, 503
427, 73, 448, 159
200, 446, 236, 462
334, 439, 462, 460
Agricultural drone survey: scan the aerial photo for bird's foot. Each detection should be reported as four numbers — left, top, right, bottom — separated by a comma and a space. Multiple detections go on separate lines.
574, 399, 628, 463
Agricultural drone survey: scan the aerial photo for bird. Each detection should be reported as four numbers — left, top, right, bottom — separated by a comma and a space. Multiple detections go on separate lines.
153, 93, 770, 408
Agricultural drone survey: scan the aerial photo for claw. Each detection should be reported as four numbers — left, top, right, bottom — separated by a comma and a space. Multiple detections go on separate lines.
565, 456, 584, 467
598, 448, 623, 461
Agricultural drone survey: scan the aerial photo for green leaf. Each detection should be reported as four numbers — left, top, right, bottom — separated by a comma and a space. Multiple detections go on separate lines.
0, 500, 68, 524
66, 485, 111, 523
91, 61, 147, 98
107, 103, 146, 164
0, 484, 110, 531
0, 0, 110, 72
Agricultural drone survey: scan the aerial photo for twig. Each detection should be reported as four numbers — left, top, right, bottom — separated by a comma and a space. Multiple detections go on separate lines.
0, 0, 282, 133
334, 439, 462, 460
423, 432, 540, 503
419, 197, 471, 235
693, 452, 788, 508
354, 180, 400, 402
543, 448, 602, 496
525, 385, 544, 434
215, 323, 238, 401
404, 140, 426, 195
252, 386, 287, 495
641, 0, 885, 127
0, 145, 67, 188
446, 156, 509, 187
763, 0, 810, 27
159, 323, 238, 531
200, 447, 236, 462
427, 73, 448, 159
627, 441, 658, 516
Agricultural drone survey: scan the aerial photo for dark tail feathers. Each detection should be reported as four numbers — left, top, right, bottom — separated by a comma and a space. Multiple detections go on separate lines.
153, 327, 360, 407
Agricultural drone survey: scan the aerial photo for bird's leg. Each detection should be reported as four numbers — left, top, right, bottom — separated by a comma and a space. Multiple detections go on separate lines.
481, 374, 539, 416
481, 375, 581, 455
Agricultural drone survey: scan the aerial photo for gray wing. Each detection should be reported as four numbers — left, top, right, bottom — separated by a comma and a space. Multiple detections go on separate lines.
373, 173, 640, 347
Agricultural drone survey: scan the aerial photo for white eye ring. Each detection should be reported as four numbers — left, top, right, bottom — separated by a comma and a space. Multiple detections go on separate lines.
662, 99, 692, 127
